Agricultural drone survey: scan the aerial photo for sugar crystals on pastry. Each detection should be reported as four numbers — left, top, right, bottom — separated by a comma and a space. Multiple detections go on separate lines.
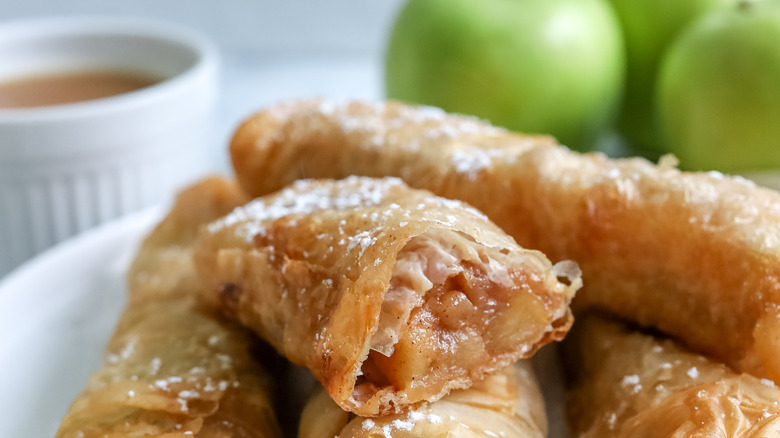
299, 361, 547, 438
229, 98, 780, 383
56, 177, 281, 438
564, 314, 780, 437
195, 176, 580, 416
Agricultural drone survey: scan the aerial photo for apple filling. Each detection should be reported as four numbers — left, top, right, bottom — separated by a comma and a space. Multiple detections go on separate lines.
352, 228, 566, 403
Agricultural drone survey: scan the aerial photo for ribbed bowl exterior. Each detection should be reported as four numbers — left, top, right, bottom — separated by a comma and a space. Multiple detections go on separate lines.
0, 127, 210, 277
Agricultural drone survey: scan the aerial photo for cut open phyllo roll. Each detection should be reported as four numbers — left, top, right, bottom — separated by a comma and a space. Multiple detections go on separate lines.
195, 176, 580, 416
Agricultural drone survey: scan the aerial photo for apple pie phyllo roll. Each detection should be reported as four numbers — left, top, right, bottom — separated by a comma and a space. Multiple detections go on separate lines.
231, 99, 780, 383
564, 314, 780, 437
299, 361, 547, 438
56, 177, 281, 438
195, 176, 580, 416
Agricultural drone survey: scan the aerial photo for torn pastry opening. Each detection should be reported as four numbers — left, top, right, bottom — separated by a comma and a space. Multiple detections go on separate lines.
352, 228, 578, 404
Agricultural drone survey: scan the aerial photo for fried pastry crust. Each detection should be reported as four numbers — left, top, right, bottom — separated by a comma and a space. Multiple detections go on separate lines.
564, 314, 780, 437
194, 176, 579, 416
56, 177, 281, 438
299, 361, 547, 438
230, 99, 780, 381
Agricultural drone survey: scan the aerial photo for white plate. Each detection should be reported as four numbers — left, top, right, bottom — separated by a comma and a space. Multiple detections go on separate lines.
0, 207, 160, 437
0, 204, 570, 438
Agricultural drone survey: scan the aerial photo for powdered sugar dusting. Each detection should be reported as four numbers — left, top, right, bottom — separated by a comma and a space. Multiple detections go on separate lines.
347, 231, 378, 257
208, 176, 490, 251
361, 419, 375, 430
453, 149, 492, 178
301, 99, 507, 154
209, 176, 404, 239
621, 374, 643, 393
434, 197, 489, 221
360, 407, 446, 436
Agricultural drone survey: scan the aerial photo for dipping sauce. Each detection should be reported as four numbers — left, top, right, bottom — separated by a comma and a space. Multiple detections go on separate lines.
0, 70, 160, 109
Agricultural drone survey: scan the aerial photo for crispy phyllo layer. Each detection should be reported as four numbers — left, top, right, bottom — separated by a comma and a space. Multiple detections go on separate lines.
299, 361, 547, 438
56, 177, 281, 438
195, 176, 579, 416
564, 314, 780, 437
230, 98, 780, 382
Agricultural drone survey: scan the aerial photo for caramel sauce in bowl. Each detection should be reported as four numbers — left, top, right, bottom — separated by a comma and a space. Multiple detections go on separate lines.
0, 17, 218, 276
0, 70, 160, 109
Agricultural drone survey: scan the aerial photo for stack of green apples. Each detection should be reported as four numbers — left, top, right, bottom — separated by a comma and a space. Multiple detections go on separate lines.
385, 0, 780, 176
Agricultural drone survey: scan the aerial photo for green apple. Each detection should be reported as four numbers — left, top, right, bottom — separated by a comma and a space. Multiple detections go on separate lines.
384, 0, 624, 152
658, 0, 780, 172
608, 0, 733, 155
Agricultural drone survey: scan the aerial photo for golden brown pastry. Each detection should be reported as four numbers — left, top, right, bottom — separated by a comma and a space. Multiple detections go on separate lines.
564, 314, 780, 437
56, 177, 281, 438
194, 176, 580, 416
298, 361, 547, 438
229, 98, 780, 382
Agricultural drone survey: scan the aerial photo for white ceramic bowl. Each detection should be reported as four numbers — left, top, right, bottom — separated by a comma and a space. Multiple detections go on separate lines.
0, 17, 218, 277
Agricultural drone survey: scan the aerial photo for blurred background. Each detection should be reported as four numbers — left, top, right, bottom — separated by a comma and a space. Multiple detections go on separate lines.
2, 0, 405, 171
3, 0, 780, 275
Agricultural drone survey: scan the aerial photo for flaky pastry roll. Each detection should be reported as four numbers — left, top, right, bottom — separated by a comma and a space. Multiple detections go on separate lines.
194, 176, 580, 416
299, 361, 547, 438
564, 314, 780, 437
56, 177, 281, 438
229, 98, 780, 382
